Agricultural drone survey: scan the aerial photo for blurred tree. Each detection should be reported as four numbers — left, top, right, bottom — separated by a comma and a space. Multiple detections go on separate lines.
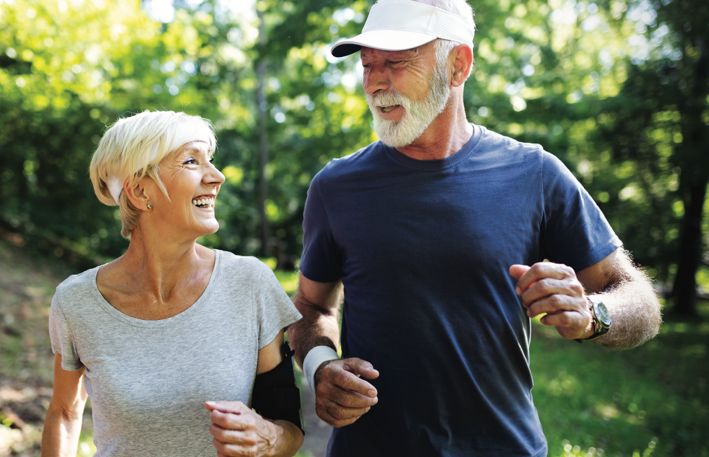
594, 0, 708, 315
0, 0, 704, 293
237, 0, 373, 265
653, 0, 708, 316
0, 0, 240, 263
256, 4, 271, 256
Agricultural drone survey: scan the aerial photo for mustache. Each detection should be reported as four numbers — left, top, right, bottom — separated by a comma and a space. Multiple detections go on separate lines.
367, 90, 410, 108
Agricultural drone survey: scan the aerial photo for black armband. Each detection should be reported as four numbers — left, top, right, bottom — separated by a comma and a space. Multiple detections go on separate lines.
251, 341, 303, 433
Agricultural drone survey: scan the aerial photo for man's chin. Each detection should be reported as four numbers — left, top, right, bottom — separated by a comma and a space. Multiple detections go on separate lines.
375, 130, 405, 148
374, 123, 423, 148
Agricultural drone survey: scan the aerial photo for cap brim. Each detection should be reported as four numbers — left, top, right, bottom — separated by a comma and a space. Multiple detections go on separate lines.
330, 30, 436, 57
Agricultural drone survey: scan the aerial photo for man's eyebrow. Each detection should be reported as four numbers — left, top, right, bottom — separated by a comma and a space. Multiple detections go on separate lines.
362, 49, 419, 60
390, 48, 422, 59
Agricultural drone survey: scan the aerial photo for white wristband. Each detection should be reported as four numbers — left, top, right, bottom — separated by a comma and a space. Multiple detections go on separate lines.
303, 346, 339, 393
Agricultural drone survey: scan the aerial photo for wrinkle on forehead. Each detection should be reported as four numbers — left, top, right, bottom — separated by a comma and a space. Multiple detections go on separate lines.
361, 42, 435, 61
162, 141, 214, 167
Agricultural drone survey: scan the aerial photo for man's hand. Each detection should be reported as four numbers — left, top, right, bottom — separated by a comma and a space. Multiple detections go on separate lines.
509, 262, 593, 340
314, 358, 379, 428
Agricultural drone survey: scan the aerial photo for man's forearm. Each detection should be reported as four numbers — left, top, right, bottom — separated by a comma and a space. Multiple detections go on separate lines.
590, 267, 662, 349
288, 310, 340, 367
288, 284, 343, 367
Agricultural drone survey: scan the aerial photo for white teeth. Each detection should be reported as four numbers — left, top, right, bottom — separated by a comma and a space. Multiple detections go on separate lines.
192, 197, 215, 208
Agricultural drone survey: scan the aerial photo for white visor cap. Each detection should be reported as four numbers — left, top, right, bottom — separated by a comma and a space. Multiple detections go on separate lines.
331, 1, 475, 58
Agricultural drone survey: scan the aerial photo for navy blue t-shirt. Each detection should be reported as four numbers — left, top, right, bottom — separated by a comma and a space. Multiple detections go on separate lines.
301, 125, 621, 457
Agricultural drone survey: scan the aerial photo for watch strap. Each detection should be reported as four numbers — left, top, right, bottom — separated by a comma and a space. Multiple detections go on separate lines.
585, 297, 611, 340
576, 297, 611, 342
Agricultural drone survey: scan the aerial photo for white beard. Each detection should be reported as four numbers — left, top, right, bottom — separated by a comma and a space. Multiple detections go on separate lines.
367, 62, 451, 148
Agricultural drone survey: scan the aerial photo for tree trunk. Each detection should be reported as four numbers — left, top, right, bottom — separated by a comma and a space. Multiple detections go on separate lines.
671, 177, 707, 315
256, 6, 270, 257
256, 60, 270, 257
671, 33, 708, 316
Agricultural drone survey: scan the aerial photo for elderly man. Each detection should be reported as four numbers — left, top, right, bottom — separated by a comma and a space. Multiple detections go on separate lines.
288, 1, 662, 456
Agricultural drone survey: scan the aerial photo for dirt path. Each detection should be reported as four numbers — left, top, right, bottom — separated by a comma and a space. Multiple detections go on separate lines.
0, 235, 69, 456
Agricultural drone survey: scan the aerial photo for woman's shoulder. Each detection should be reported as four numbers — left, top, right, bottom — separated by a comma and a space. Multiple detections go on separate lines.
52, 266, 102, 315
215, 250, 272, 278
55, 266, 99, 296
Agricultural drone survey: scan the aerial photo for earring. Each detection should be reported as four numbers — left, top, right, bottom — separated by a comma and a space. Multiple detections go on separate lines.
146, 201, 153, 210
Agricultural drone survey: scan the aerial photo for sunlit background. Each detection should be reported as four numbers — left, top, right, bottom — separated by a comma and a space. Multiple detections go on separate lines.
0, 0, 706, 456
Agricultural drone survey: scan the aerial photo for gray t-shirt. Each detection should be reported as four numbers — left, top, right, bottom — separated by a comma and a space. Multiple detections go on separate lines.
49, 250, 302, 457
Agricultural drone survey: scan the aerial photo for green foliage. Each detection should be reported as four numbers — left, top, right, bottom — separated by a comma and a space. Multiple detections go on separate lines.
0, 0, 705, 310
532, 314, 709, 457
0, 0, 230, 263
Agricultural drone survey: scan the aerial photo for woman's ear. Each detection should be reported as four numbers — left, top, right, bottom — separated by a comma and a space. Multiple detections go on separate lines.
450, 44, 474, 87
124, 179, 152, 211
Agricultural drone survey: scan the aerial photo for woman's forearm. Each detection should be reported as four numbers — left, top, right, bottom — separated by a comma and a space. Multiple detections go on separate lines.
41, 408, 83, 457
266, 419, 304, 457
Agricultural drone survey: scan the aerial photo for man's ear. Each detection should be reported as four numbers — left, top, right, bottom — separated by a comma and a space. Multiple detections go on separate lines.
450, 44, 474, 87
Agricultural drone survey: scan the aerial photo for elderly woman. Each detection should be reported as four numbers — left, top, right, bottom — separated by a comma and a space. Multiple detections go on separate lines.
41, 111, 303, 457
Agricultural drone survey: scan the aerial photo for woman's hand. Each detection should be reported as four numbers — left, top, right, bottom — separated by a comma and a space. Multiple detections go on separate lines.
205, 400, 301, 457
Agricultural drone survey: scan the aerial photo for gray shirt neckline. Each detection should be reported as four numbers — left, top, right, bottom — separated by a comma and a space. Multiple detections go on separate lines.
89, 249, 222, 328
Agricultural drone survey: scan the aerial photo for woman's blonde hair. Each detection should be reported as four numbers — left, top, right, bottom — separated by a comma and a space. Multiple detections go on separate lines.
89, 110, 216, 239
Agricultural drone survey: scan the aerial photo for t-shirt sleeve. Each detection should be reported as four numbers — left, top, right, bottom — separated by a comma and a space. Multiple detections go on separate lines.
300, 175, 344, 282
541, 152, 622, 271
48, 293, 83, 371
252, 261, 302, 349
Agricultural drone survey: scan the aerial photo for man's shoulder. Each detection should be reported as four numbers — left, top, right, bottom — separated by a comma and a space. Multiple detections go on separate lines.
477, 125, 545, 158
314, 141, 383, 182
480, 126, 575, 179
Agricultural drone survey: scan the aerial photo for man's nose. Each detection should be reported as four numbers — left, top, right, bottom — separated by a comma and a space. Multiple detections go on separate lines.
363, 65, 390, 96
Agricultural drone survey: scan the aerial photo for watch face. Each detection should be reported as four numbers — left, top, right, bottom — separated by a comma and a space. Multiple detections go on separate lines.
596, 302, 612, 325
